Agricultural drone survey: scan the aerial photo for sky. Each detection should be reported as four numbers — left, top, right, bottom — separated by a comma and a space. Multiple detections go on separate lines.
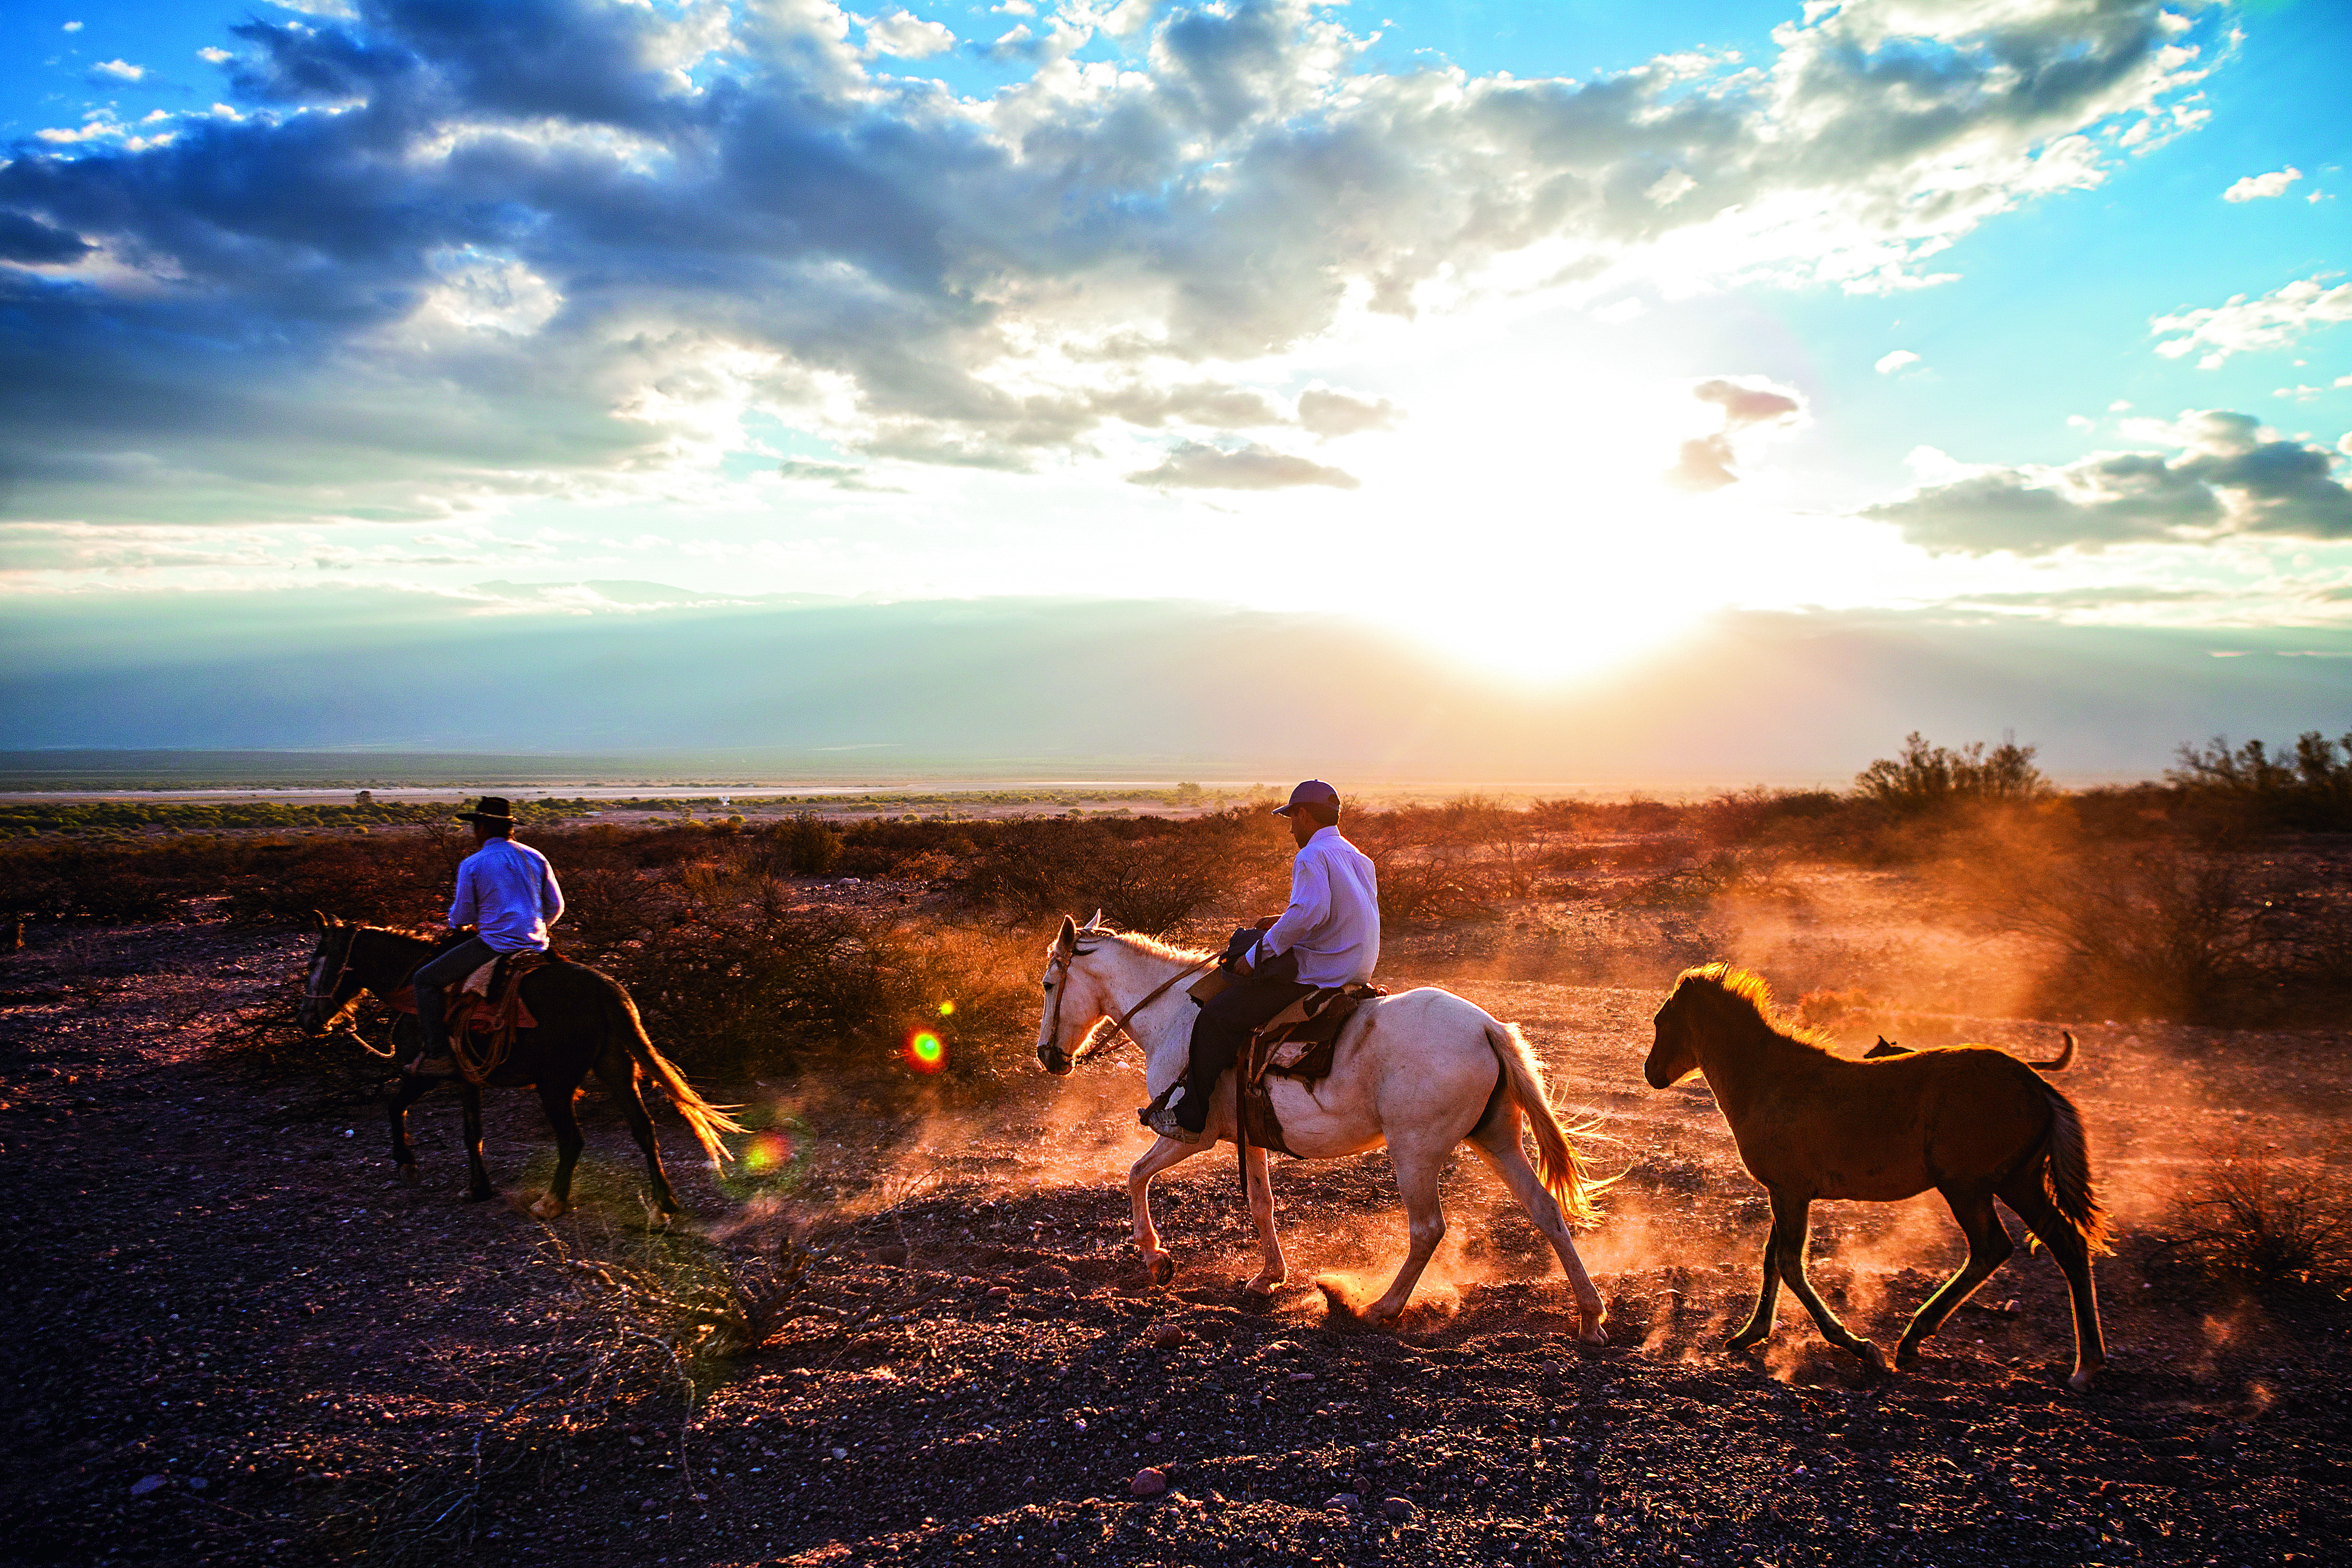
2, 0, 2349, 765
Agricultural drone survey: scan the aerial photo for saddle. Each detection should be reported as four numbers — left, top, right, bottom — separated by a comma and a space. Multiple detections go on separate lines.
1235, 983, 1386, 1159
389, 950, 561, 1083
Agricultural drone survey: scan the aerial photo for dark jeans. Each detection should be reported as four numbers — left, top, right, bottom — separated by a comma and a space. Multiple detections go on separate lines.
411, 935, 498, 1054
1179, 949, 1312, 1133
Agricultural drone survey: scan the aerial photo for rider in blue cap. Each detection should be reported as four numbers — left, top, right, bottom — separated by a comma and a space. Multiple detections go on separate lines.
1147, 780, 1380, 1140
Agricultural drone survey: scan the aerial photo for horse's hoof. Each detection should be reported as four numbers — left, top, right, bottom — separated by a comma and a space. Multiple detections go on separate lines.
1148, 1256, 1175, 1288
2067, 1367, 2098, 1394
530, 1194, 568, 1220
467, 1188, 496, 1203
1725, 1335, 1764, 1357
1244, 1274, 1286, 1298
1579, 1323, 1609, 1346
398, 1164, 420, 1188
1855, 1342, 1889, 1377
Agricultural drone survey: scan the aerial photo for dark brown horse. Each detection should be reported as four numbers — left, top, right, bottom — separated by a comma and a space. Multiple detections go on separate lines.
297, 915, 741, 1218
1647, 963, 2108, 1391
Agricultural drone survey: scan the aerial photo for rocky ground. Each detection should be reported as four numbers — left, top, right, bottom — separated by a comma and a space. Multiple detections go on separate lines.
1, 911, 2346, 1567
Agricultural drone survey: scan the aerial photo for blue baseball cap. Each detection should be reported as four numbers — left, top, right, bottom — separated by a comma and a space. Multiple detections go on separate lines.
1272, 779, 1342, 816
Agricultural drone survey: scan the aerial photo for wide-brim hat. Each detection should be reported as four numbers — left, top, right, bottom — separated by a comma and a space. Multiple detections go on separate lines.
456, 796, 516, 825
1272, 779, 1342, 817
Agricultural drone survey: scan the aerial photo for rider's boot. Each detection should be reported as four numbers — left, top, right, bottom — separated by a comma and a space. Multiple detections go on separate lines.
1138, 1083, 1204, 1143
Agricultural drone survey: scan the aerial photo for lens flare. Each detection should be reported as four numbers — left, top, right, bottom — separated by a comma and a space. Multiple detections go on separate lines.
742, 1131, 794, 1173
905, 1030, 947, 1072
937, 1000, 955, 1017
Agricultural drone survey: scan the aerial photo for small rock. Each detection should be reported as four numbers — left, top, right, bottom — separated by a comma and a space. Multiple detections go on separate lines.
638, 1500, 658, 1514
1151, 1324, 1188, 1349
1289, 1371, 1315, 1382
1144, 1430, 1162, 1444
187, 1477, 208, 1492
1130, 1468, 1168, 1498
1326, 1492, 1360, 1511
130, 1476, 168, 1498
1380, 1496, 1419, 1523
832, 1447, 849, 1460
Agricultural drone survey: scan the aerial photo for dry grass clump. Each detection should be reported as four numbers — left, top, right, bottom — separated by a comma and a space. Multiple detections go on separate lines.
2159, 1137, 2350, 1292
361, 1221, 823, 1564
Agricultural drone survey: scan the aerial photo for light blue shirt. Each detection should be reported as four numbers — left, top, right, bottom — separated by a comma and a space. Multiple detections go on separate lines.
1255, 825, 1380, 988
449, 837, 565, 953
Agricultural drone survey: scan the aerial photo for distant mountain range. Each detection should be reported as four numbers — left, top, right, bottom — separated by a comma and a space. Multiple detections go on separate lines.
5, 584, 2346, 786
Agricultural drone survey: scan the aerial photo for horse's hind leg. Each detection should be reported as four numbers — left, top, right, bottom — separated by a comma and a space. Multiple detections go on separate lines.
1468, 1113, 1606, 1343
1242, 1141, 1287, 1296
387, 1073, 440, 1187
1764, 1190, 1887, 1373
595, 1047, 680, 1216
459, 1083, 495, 1202
530, 1080, 586, 1221
1363, 1137, 1451, 1325
1896, 1187, 2014, 1370
1997, 1177, 2106, 1392
1127, 1134, 1210, 1287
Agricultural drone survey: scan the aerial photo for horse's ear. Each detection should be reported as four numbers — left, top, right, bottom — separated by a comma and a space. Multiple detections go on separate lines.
1086, 908, 1105, 931
1055, 914, 1078, 954
312, 909, 329, 930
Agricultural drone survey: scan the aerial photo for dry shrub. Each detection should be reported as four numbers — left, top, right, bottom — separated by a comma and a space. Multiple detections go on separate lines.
1959, 833, 2269, 1023
966, 811, 1273, 932
2160, 1138, 2349, 1291
361, 1223, 817, 1565
586, 864, 1038, 1086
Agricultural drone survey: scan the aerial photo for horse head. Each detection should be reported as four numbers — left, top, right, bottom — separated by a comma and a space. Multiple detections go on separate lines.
1034, 911, 1110, 1075
1644, 979, 1702, 1088
297, 915, 365, 1035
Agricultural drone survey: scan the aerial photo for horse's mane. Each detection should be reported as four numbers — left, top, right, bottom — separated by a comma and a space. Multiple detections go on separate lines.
1673, 962, 1837, 1054
1074, 925, 1216, 965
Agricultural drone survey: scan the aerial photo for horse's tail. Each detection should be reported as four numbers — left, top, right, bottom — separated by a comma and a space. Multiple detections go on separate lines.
606, 981, 745, 1164
2028, 1029, 2077, 1073
2036, 1079, 2109, 1255
1483, 1020, 1604, 1226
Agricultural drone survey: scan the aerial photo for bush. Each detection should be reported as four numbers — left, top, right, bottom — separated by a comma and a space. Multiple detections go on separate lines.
1960, 834, 2270, 1023
1855, 732, 2050, 816
2161, 1137, 2349, 1291
775, 813, 843, 876
2168, 731, 2352, 833
966, 810, 1275, 933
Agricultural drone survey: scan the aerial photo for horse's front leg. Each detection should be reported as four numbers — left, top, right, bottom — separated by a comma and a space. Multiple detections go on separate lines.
1242, 1141, 1287, 1296
531, 1079, 585, 1221
388, 1072, 441, 1187
1128, 1134, 1209, 1287
459, 1082, 495, 1201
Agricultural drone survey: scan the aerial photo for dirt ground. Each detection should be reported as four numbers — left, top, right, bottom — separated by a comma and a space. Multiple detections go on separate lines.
1, 894, 2347, 1567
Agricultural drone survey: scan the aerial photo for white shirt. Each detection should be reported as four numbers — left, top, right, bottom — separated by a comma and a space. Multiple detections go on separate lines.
448, 837, 565, 953
1255, 825, 1380, 988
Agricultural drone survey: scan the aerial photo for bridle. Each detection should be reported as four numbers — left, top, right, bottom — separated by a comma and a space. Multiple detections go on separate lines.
302, 925, 402, 1058
1041, 942, 1214, 1069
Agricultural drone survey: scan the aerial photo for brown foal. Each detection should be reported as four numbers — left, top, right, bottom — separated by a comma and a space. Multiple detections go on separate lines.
1646, 964, 2109, 1392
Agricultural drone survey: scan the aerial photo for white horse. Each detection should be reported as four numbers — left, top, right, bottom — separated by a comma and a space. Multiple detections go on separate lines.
1034, 914, 1608, 1340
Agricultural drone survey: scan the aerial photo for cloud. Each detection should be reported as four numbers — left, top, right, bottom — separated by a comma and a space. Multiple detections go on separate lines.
199, 46, 233, 65
1126, 440, 1360, 490
2151, 274, 2352, 368
1874, 349, 1920, 375
0, 0, 2222, 527
863, 9, 954, 59
0, 210, 95, 265
1296, 387, 1398, 439
1668, 374, 1806, 491
91, 59, 145, 82
776, 457, 903, 491
2222, 167, 2300, 203
1864, 410, 2352, 555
